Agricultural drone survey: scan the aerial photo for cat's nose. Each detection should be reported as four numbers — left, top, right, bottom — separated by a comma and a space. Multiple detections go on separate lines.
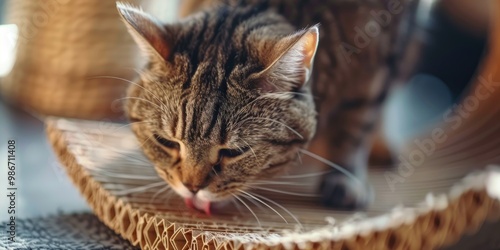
183, 182, 206, 194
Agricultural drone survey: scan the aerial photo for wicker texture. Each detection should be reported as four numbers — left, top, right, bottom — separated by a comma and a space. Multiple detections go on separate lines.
1, 0, 150, 120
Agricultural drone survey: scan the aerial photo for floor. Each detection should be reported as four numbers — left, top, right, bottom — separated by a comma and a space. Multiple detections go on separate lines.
0, 99, 90, 219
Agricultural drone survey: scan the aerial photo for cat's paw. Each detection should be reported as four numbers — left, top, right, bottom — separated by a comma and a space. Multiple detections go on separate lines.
319, 172, 374, 210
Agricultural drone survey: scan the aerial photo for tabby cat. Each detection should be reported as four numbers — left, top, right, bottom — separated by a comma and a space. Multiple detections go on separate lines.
118, 0, 418, 213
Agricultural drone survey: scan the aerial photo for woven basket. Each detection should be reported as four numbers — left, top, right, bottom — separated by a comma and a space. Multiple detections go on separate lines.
0, 0, 165, 120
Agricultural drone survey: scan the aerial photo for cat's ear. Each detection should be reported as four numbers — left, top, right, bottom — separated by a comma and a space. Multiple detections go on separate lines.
117, 2, 172, 62
255, 25, 319, 92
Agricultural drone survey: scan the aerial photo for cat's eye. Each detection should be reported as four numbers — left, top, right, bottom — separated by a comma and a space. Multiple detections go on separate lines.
154, 134, 180, 150
219, 146, 250, 158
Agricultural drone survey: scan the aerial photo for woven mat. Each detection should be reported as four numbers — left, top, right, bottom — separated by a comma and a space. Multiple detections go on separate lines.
44, 118, 500, 250
0, 213, 138, 250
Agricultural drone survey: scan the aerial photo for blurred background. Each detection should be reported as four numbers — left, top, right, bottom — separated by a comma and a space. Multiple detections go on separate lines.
0, 0, 179, 219
0, 0, 497, 249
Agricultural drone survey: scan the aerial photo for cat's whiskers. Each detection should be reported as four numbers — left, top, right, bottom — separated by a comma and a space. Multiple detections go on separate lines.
230, 97, 267, 124
115, 97, 164, 111
129, 67, 171, 98
252, 180, 313, 186
238, 189, 288, 224
261, 92, 294, 100
88, 75, 166, 105
230, 193, 261, 227
244, 184, 320, 197
237, 192, 266, 212
136, 133, 157, 152
129, 67, 144, 75
239, 139, 257, 160
297, 151, 303, 164
230, 198, 245, 214
260, 91, 314, 101
211, 165, 220, 177
113, 181, 166, 196
230, 143, 264, 167
149, 185, 171, 205
236, 117, 304, 139
163, 189, 177, 206
247, 191, 303, 229
298, 149, 362, 185
113, 120, 152, 131
266, 91, 319, 99
93, 170, 159, 180
229, 94, 295, 131
233, 144, 245, 154
277, 171, 330, 179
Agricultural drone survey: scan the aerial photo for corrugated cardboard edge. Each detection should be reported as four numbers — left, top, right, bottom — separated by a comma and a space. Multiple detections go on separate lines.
46, 120, 500, 250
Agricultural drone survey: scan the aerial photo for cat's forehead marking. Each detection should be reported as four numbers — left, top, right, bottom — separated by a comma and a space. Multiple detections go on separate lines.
175, 64, 231, 146
182, 140, 222, 166
175, 105, 184, 139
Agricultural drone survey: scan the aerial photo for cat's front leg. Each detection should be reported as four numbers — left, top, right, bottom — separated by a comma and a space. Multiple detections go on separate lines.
311, 69, 391, 210
317, 133, 376, 210
312, 112, 375, 210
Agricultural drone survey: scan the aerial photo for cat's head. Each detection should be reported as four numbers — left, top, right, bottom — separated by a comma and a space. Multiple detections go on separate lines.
118, 3, 319, 213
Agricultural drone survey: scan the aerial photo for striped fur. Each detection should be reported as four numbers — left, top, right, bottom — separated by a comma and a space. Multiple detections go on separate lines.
121, 0, 418, 210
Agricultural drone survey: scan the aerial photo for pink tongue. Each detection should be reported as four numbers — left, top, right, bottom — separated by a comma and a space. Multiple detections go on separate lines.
201, 201, 211, 215
184, 198, 211, 215
184, 198, 195, 209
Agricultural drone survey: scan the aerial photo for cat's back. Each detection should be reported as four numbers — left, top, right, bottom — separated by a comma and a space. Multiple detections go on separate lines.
181, 0, 417, 75
179, 0, 418, 105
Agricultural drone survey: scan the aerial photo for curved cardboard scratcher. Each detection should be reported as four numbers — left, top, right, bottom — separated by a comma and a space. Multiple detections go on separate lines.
46, 118, 500, 250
